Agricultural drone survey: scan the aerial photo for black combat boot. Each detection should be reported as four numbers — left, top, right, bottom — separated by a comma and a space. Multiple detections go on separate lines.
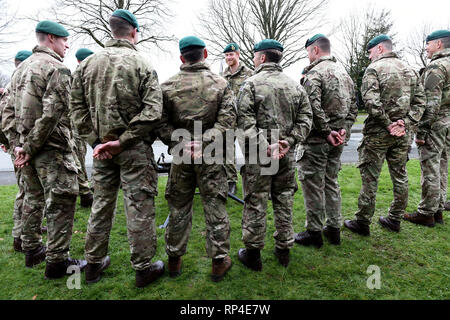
13, 238, 23, 253
295, 230, 323, 248
323, 226, 341, 245
273, 248, 290, 268
379, 216, 401, 232
211, 256, 232, 282
168, 256, 182, 278
80, 193, 94, 208
135, 261, 165, 288
237, 248, 262, 271
434, 211, 444, 225
403, 212, 435, 228
85, 256, 111, 284
344, 220, 370, 236
25, 245, 46, 268
45, 258, 88, 279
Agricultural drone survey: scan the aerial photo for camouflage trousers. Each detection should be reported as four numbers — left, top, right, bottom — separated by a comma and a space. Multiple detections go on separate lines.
224, 141, 238, 183
21, 149, 79, 263
165, 163, 230, 260
297, 143, 344, 232
355, 132, 410, 224
85, 141, 158, 271
74, 136, 91, 195
417, 117, 450, 216
11, 155, 25, 239
241, 152, 297, 250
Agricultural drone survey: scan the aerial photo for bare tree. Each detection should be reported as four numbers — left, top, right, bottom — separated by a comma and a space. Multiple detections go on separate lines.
404, 22, 450, 70
0, 0, 19, 64
335, 6, 395, 110
30, 0, 176, 50
0, 72, 10, 88
199, 0, 329, 69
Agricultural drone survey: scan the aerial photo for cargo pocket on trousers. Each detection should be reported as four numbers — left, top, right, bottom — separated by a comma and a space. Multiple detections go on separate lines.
52, 153, 79, 196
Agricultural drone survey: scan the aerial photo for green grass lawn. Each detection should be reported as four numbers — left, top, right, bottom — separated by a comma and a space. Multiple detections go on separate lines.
0, 159, 448, 300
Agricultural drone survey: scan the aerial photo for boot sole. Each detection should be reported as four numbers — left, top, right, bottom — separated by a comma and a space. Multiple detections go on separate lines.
404, 219, 435, 228
344, 224, 370, 237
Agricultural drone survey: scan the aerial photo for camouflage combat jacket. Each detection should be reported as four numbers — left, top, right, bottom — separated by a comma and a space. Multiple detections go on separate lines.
156, 62, 236, 150
237, 63, 313, 151
221, 63, 253, 97
417, 49, 450, 140
301, 56, 358, 144
0, 85, 10, 147
2, 46, 74, 157
361, 52, 426, 135
70, 39, 163, 149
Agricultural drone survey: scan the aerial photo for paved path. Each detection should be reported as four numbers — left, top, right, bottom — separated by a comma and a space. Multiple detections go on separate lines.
0, 126, 419, 185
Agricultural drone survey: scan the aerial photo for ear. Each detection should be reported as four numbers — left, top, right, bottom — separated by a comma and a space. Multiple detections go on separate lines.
48, 34, 55, 44
180, 55, 185, 64
437, 39, 443, 50
204, 48, 208, 59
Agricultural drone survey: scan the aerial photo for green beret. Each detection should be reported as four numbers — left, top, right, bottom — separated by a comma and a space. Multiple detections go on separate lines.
253, 39, 284, 52
179, 36, 206, 54
112, 9, 140, 32
426, 30, 450, 43
367, 34, 391, 51
75, 48, 94, 62
223, 43, 239, 53
15, 50, 32, 62
305, 34, 328, 48
36, 20, 69, 37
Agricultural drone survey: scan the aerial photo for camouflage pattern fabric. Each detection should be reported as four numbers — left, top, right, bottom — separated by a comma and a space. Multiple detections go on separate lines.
300, 56, 358, 144
11, 156, 24, 239
70, 39, 163, 271
73, 135, 91, 195
237, 62, 313, 249
297, 56, 357, 232
221, 63, 253, 97
20, 150, 78, 263
85, 142, 158, 270
3, 45, 79, 262
164, 163, 230, 259
416, 49, 450, 217
241, 153, 298, 250
0, 87, 24, 239
156, 62, 235, 260
355, 52, 426, 224
221, 63, 253, 184
70, 39, 163, 149
298, 144, 345, 231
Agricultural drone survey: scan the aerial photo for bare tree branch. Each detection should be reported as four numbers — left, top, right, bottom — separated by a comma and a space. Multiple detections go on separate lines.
24, 0, 176, 51
198, 0, 329, 69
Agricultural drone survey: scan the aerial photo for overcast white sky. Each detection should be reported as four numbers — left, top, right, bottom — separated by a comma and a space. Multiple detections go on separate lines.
1, 0, 449, 82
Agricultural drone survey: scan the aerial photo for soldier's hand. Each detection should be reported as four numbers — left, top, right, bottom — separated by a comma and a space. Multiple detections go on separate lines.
415, 139, 426, 146
339, 129, 347, 142
0, 145, 7, 153
327, 131, 344, 147
184, 141, 202, 160
94, 141, 123, 160
14, 147, 31, 168
388, 121, 406, 137
278, 140, 290, 158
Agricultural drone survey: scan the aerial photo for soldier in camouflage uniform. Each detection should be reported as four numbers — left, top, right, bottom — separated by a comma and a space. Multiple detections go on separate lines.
294, 34, 358, 248
345, 35, 426, 236
0, 51, 33, 253
236, 39, 312, 270
156, 36, 235, 282
70, 10, 165, 288
404, 30, 450, 227
220, 43, 253, 195
2, 21, 87, 278
72, 48, 95, 208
